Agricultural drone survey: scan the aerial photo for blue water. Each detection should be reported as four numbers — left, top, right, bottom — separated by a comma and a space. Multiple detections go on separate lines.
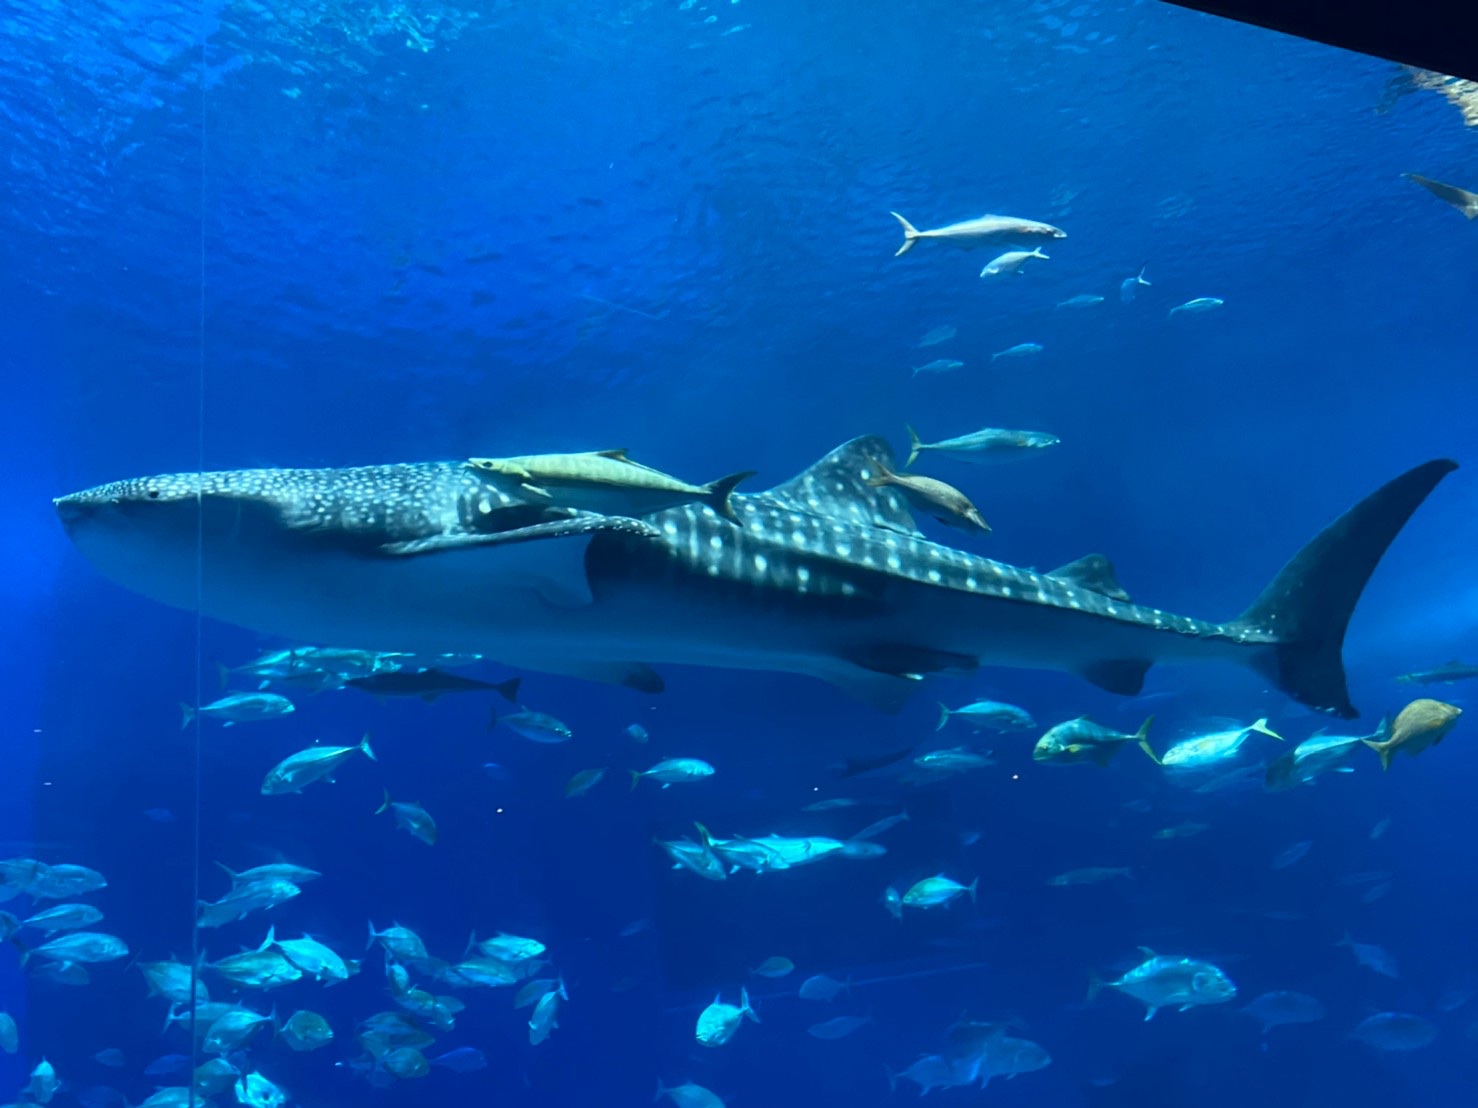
4, 1, 1478, 1105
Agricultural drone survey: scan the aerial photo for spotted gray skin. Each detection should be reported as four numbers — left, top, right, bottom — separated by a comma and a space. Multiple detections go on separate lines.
54, 438, 1456, 715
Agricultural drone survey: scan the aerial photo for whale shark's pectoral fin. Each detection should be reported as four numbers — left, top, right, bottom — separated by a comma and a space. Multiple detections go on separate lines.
818, 666, 920, 713
377, 517, 663, 609
1076, 659, 1152, 696
821, 644, 980, 711
1048, 554, 1131, 602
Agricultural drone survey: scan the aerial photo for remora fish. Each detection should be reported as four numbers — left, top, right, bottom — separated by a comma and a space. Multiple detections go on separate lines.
865, 460, 989, 534
889, 212, 1066, 256
466, 451, 753, 524
53, 440, 1455, 718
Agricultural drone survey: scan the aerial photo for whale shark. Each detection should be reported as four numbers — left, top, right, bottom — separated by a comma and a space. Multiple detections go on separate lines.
53, 437, 1455, 717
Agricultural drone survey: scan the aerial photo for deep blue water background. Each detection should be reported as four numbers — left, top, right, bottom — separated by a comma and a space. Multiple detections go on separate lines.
3, 1, 1478, 1105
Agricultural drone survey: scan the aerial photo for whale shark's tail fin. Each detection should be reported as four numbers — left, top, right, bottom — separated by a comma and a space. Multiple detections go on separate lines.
1235, 459, 1457, 719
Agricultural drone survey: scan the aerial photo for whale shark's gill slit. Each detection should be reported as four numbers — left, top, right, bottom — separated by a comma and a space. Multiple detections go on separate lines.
762, 435, 921, 536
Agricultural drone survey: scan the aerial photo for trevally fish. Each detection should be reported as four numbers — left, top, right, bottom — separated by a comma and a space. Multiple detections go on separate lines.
629, 758, 715, 789
21, 902, 104, 935
20, 931, 128, 965
1338, 933, 1398, 978
937, 699, 1035, 732
205, 949, 303, 989
1120, 265, 1151, 302
1349, 1011, 1437, 1051
905, 425, 1059, 467
656, 1080, 725, 1108
1047, 866, 1132, 887
527, 980, 566, 1045
196, 879, 301, 929
281, 1010, 334, 1051
1160, 718, 1281, 771
346, 669, 519, 701
1169, 296, 1224, 316
979, 247, 1048, 277
1264, 730, 1366, 791
910, 358, 963, 377
1057, 293, 1105, 309
180, 692, 294, 728
261, 734, 375, 795
563, 768, 606, 798
914, 324, 956, 348
1239, 990, 1326, 1033
1089, 949, 1237, 1020
53, 439, 1456, 720
902, 874, 977, 909
889, 211, 1066, 256
375, 791, 438, 845
991, 342, 1043, 362
912, 748, 993, 775
193, 1058, 240, 1097
808, 1014, 872, 1040
467, 450, 753, 524
493, 709, 572, 744
1034, 716, 1157, 768
1397, 659, 1478, 685
749, 956, 794, 978
695, 987, 759, 1047
215, 862, 322, 888
797, 974, 850, 1001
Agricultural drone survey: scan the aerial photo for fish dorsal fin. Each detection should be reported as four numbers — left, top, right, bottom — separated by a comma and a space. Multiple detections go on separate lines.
595, 449, 630, 461
1137, 946, 1156, 958
1048, 554, 1132, 602
764, 436, 921, 536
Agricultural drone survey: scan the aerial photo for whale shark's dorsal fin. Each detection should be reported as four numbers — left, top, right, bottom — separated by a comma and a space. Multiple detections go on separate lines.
1049, 554, 1132, 602
764, 436, 921, 536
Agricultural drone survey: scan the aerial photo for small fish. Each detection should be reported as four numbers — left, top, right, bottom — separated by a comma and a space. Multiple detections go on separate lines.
1338, 933, 1399, 978
866, 460, 989, 533
376, 791, 438, 845
902, 875, 978, 909
808, 1013, 873, 1040
1360, 881, 1394, 903
937, 699, 1035, 732
92, 1048, 125, 1067
1370, 816, 1392, 840
22, 902, 105, 935
905, 425, 1059, 467
1034, 716, 1157, 768
750, 956, 795, 978
1119, 266, 1151, 302
915, 324, 957, 348
1349, 1011, 1437, 1051
979, 247, 1049, 277
1403, 173, 1478, 220
1047, 867, 1133, 887
890, 212, 1065, 256
261, 734, 376, 795
851, 810, 909, 841
193, 1058, 240, 1097
1152, 821, 1209, 840
564, 768, 607, 798
656, 1080, 726, 1108
201, 1008, 273, 1054
1396, 660, 1478, 685
206, 948, 302, 989
1089, 950, 1237, 1020
1168, 297, 1224, 317
910, 358, 965, 377
798, 974, 851, 1001
913, 748, 994, 774
528, 979, 567, 1045
695, 987, 760, 1047
430, 1046, 487, 1072
802, 798, 868, 811
180, 692, 294, 728
630, 758, 715, 788
216, 861, 322, 888
1271, 840, 1313, 869
236, 1071, 289, 1107
493, 708, 572, 743
1238, 991, 1326, 1033
514, 977, 563, 1007
1056, 294, 1105, 309
467, 450, 753, 523
27, 1059, 59, 1104
22, 930, 129, 964
281, 1009, 334, 1051
346, 670, 519, 702
1363, 698, 1461, 770
624, 723, 649, 743
144, 1054, 192, 1077
991, 342, 1043, 361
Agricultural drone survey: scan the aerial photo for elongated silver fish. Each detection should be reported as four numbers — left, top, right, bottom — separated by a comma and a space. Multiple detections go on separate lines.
53, 439, 1454, 719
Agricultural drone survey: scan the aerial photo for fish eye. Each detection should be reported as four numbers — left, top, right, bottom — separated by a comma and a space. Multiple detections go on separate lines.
147, 489, 160, 500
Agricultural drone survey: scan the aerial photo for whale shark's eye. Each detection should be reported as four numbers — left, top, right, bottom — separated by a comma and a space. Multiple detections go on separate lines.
147, 489, 160, 500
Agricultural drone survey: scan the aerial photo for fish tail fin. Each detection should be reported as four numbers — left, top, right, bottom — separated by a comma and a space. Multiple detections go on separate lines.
1134, 715, 1160, 764
1250, 718, 1284, 741
359, 733, 377, 762
1363, 737, 1395, 771
865, 458, 896, 488
905, 424, 923, 468
1086, 970, 1104, 1003
258, 924, 276, 953
1034, 248, 1049, 259
1138, 265, 1150, 285
178, 702, 196, 730
463, 930, 479, 958
375, 788, 392, 815
214, 861, 238, 882
493, 677, 521, 703
890, 211, 920, 256
704, 470, 757, 523
966, 877, 979, 903
1232, 460, 1457, 719
742, 985, 761, 1023
365, 919, 378, 951
884, 1065, 899, 1094
654, 1080, 668, 1104
935, 702, 951, 731
628, 770, 643, 791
